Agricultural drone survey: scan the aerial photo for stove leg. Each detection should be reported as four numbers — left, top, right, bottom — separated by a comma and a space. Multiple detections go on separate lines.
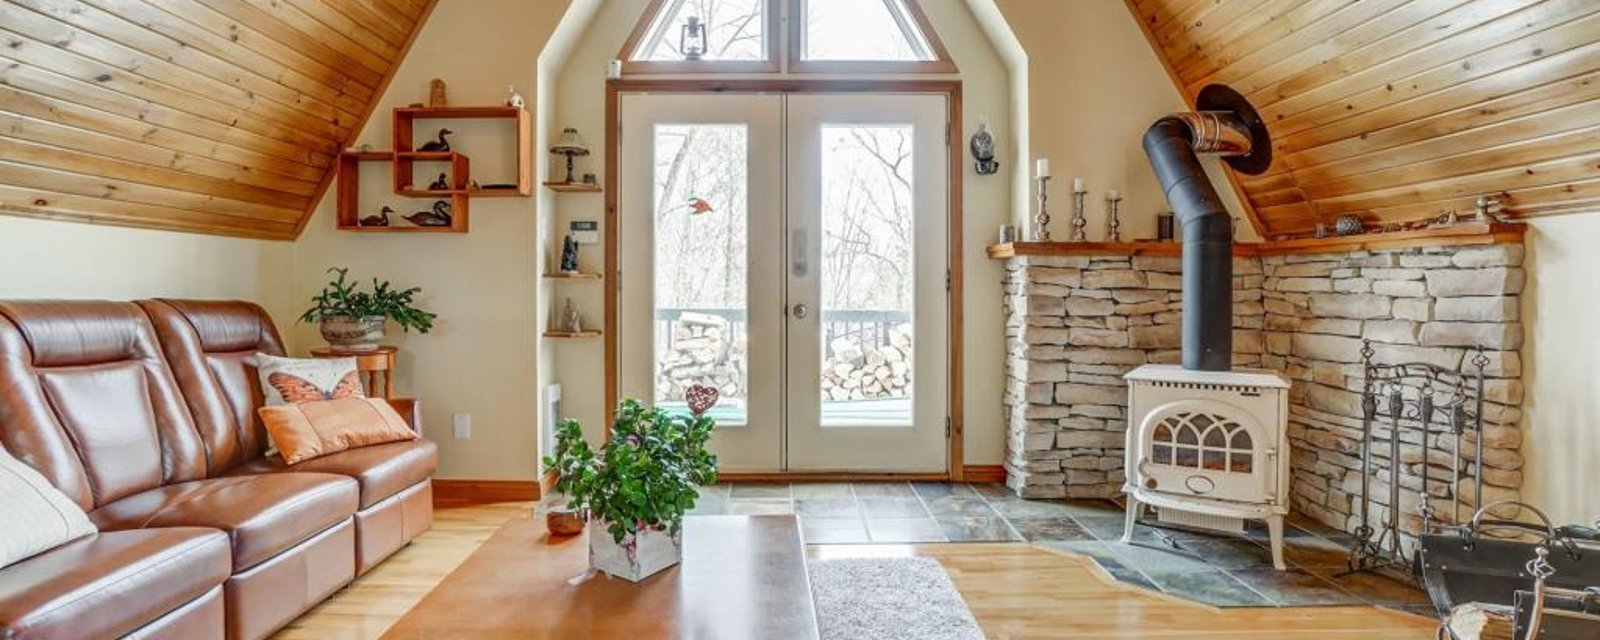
1266, 514, 1287, 571
1121, 495, 1141, 543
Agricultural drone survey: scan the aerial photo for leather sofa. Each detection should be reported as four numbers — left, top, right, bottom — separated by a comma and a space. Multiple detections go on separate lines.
0, 300, 437, 640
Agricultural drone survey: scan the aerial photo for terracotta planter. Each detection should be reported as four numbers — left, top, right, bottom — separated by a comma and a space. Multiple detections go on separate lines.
319, 315, 386, 351
589, 521, 680, 582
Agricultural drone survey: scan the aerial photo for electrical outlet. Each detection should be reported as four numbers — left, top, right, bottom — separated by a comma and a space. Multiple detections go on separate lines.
452, 413, 472, 439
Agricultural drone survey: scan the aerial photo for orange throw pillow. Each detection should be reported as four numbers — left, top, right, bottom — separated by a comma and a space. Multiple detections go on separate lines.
257, 397, 417, 465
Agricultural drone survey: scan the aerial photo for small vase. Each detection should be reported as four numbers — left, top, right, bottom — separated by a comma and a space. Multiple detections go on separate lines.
588, 520, 681, 582
319, 315, 386, 351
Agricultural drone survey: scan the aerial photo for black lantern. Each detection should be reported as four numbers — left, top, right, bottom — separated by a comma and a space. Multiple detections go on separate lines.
680, 16, 706, 60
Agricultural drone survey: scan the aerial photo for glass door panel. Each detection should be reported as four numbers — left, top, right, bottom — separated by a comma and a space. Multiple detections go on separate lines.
651, 124, 751, 425
818, 125, 916, 427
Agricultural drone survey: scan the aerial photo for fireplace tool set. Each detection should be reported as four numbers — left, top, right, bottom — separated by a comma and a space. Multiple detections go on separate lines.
1341, 340, 1491, 578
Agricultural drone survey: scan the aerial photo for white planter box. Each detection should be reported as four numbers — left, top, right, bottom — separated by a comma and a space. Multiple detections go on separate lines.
589, 521, 681, 582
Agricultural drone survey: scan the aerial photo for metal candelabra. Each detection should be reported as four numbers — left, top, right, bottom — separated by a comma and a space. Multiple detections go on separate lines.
1070, 188, 1088, 242
1034, 176, 1053, 241
1106, 193, 1124, 242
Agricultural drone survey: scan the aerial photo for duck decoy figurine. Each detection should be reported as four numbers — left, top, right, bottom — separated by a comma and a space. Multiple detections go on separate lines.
403, 201, 453, 227
418, 128, 452, 152
359, 206, 393, 227
428, 173, 450, 191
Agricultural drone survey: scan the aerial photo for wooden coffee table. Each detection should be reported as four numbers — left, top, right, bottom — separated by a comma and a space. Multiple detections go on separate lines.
381, 515, 820, 640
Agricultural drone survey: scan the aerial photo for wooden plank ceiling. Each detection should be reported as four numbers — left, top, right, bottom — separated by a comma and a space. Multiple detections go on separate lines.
0, 0, 434, 239
1128, 0, 1600, 238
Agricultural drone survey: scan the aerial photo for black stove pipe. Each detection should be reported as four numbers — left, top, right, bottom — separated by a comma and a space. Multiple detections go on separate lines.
1141, 84, 1271, 372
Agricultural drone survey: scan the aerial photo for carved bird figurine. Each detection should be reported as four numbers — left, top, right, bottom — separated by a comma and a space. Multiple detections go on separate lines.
428, 173, 450, 191
403, 201, 452, 227
418, 128, 452, 152
359, 206, 393, 227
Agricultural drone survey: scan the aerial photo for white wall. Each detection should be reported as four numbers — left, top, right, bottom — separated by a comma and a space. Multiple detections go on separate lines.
0, 216, 294, 317
1519, 214, 1600, 524
290, 0, 573, 480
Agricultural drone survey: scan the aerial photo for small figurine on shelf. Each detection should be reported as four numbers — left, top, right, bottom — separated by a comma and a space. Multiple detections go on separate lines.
403, 201, 453, 227
428, 173, 450, 191
561, 298, 582, 333
506, 84, 526, 109
418, 128, 453, 152
360, 206, 393, 227
560, 234, 580, 273
428, 78, 448, 108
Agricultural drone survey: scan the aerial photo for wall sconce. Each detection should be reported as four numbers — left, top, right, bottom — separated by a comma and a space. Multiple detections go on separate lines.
681, 16, 707, 60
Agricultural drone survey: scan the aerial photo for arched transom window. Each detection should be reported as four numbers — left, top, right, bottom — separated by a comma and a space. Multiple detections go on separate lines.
621, 0, 955, 74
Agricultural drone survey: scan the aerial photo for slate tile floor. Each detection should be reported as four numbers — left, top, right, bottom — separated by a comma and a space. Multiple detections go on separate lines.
693, 481, 1431, 610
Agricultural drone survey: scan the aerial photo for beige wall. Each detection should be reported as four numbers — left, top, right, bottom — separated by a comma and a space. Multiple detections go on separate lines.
290, 0, 573, 480
0, 216, 294, 317
1519, 214, 1600, 524
988, 0, 1254, 242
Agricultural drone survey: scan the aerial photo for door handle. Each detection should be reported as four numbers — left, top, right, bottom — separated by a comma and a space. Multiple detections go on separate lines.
791, 303, 809, 319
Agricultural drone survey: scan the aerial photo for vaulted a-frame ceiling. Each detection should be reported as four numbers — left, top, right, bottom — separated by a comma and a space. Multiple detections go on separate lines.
0, 0, 436, 240
1128, 0, 1600, 239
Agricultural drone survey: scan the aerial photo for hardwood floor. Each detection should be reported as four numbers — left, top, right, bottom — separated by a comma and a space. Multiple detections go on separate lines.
274, 502, 1438, 639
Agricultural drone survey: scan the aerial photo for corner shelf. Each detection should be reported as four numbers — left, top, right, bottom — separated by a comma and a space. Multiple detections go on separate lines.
543, 181, 603, 193
336, 151, 468, 233
543, 272, 603, 280
543, 330, 602, 339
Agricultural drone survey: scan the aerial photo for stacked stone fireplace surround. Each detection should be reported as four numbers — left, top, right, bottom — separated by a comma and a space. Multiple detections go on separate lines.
1001, 242, 1526, 537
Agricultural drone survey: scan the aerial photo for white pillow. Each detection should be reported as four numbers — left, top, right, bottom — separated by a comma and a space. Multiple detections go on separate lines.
0, 447, 96, 569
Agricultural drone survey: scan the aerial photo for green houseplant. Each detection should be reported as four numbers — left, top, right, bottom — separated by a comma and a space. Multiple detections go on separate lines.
543, 392, 718, 582
299, 267, 437, 351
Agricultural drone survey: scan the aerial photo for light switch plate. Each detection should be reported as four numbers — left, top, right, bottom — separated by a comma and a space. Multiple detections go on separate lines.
452, 413, 472, 439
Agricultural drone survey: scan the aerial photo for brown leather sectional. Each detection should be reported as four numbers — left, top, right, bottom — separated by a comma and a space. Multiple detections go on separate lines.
0, 300, 437, 640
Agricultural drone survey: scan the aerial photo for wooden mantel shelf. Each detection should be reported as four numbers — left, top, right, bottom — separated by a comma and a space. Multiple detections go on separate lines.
987, 223, 1525, 260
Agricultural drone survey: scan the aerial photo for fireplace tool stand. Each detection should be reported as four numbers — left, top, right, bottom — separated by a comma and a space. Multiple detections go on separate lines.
1341, 341, 1489, 579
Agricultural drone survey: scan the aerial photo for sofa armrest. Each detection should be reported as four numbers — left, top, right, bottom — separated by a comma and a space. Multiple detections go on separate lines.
384, 397, 422, 433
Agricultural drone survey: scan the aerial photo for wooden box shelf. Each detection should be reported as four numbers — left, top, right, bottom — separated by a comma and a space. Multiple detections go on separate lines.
394, 105, 532, 197
543, 330, 601, 339
336, 150, 468, 233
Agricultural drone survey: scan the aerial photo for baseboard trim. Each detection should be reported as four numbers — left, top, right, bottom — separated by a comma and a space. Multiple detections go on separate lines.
432, 479, 540, 507
961, 465, 1006, 484
718, 472, 951, 483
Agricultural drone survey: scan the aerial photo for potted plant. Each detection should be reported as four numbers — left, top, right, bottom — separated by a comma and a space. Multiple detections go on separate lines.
299, 267, 437, 351
543, 388, 719, 582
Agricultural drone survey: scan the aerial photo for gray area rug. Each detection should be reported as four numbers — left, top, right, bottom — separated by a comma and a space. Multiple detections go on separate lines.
808, 557, 985, 640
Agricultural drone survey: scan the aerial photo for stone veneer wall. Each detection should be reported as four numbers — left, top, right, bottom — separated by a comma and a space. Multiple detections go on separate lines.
1002, 243, 1526, 537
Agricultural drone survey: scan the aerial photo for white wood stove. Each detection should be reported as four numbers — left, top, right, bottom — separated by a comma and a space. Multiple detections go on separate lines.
1127, 85, 1292, 570
1122, 365, 1291, 570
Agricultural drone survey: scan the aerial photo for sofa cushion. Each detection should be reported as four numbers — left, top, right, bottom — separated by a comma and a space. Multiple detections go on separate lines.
229, 439, 437, 510
0, 528, 229, 640
89, 473, 357, 571
258, 397, 416, 465
0, 447, 95, 570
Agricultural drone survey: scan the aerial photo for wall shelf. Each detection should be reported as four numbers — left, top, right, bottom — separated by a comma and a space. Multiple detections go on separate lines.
394, 106, 532, 196
543, 272, 603, 280
336, 150, 469, 233
986, 223, 1526, 259
543, 181, 603, 193
543, 330, 602, 339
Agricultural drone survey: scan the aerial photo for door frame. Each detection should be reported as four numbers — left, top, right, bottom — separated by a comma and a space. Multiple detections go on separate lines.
603, 78, 966, 481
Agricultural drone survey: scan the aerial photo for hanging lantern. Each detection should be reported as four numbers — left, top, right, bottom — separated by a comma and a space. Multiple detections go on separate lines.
680, 16, 707, 60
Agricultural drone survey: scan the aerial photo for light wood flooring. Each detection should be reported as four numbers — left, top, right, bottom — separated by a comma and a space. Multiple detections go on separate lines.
273, 501, 1439, 639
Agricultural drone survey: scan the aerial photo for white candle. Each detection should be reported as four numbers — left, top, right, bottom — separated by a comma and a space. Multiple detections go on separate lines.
1035, 158, 1050, 179
1108, 189, 1121, 200
1072, 178, 1084, 193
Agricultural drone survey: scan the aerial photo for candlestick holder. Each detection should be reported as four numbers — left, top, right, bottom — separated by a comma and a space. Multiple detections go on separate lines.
1070, 188, 1088, 242
1033, 176, 1053, 241
1106, 193, 1124, 242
